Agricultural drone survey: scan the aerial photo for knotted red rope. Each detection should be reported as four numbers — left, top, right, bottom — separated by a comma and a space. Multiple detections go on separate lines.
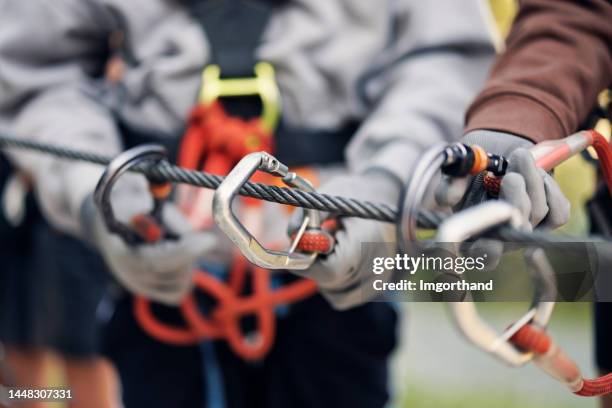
134, 102, 335, 360
510, 323, 612, 396
134, 226, 334, 361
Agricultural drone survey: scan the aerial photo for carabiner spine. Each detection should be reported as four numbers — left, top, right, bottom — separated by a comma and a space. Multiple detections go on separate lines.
436, 201, 553, 367
213, 152, 320, 270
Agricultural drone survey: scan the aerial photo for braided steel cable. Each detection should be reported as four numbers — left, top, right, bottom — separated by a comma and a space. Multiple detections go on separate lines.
0, 134, 397, 221
0, 134, 607, 245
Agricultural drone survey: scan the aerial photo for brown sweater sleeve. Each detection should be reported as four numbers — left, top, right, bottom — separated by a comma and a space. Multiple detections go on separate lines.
465, 0, 612, 142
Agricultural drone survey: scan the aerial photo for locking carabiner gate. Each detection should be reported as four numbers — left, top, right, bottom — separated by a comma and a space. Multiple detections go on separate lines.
213, 151, 331, 270
399, 130, 612, 250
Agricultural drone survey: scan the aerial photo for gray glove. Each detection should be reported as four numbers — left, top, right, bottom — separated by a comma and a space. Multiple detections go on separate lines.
436, 130, 570, 228
289, 170, 399, 310
435, 130, 570, 267
83, 175, 216, 305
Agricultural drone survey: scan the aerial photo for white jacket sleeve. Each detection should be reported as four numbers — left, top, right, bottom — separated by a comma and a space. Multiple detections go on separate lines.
0, 0, 121, 235
347, 0, 497, 184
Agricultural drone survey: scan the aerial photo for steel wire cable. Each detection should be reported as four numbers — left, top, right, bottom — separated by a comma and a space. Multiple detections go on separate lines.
0, 134, 607, 245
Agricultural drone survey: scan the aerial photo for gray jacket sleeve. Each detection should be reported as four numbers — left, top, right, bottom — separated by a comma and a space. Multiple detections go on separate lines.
0, 0, 120, 235
347, 0, 497, 184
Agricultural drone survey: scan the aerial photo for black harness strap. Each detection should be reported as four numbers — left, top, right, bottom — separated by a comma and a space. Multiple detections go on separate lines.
186, 0, 359, 166
122, 0, 358, 167
274, 120, 359, 167
187, 0, 276, 78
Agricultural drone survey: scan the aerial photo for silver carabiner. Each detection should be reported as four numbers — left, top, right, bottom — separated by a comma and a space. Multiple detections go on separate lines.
398, 143, 448, 255
213, 151, 322, 270
399, 141, 510, 254
94, 144, 174, 245
436, 201, 556, 367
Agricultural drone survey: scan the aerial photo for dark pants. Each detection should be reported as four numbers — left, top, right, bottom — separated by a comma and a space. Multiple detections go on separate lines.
0, 155, 109, 357
104, 294, 398, 408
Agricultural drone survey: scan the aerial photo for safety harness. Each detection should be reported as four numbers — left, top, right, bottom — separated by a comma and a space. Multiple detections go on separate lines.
110, 0, 349, 360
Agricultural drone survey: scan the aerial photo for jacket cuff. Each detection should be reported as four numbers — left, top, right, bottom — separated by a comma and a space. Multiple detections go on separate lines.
34, 161, 104, 237
465, 94, 567, 143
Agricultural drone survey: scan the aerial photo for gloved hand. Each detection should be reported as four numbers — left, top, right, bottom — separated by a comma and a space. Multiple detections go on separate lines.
288, 170, 399, 310
435, 130, 570, 265
82, 174, 216, 305
436, 130, 570, 227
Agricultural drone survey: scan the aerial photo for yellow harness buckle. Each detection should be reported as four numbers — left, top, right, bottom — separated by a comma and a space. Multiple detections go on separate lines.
198, 62, 281, 132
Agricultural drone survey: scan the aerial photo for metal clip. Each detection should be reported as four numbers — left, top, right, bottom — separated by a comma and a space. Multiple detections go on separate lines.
436, 201, 556, 367
94, 144, 173, 245
213, 152, 321, 270
398, 143, 448, 254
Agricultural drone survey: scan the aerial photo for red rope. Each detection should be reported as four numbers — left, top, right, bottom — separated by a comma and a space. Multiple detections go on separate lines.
133, 262, 320, 361
509, 324, 551, 355
577, 374, 612, 397
483, 129, 612, 197
510, 323, 612, 397
133, 102, 335, 360
589, 130, 612, 195
501, 131, 612, 397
